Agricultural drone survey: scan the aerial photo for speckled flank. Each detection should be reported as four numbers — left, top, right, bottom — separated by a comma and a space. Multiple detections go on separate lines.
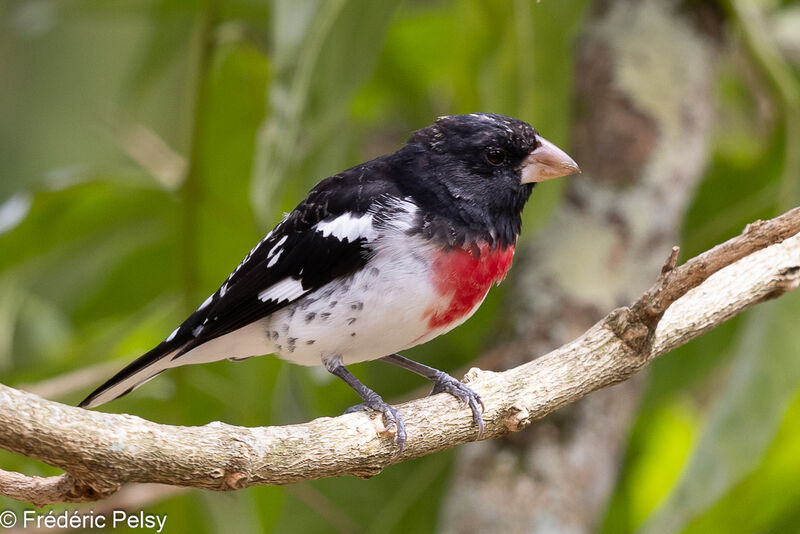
137, 200, 498, 370
191, 238, 505, 369
261, 227, 450, 366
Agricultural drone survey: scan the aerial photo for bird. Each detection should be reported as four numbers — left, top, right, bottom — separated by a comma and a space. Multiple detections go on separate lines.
80, 112, 580, 449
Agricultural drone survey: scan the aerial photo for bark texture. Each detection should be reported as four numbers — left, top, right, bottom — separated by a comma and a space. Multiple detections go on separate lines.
442, 1, 720, 531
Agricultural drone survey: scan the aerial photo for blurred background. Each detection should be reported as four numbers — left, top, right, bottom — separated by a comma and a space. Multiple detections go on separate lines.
1, 0, 800, 532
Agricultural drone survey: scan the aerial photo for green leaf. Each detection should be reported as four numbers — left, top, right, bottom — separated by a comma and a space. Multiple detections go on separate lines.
121, 0, 200, 102
250, 0, 399, 225
681, 384, 800, 533
639, 292, 800, 534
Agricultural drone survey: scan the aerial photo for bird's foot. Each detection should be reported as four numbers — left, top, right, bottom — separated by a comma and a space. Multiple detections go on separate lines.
431, 372, 485, 435
345, 397, 407, 451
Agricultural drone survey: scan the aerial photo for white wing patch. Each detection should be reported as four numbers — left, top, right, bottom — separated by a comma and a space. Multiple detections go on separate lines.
370, 196, 419, 232
229, 219, 284, 278
315, 213, 377, 242
166, 326, 180, 342
258, 277, 306, 303
197, 294, 214, 311
267, 249, 283, 268
268, 235, 287, 258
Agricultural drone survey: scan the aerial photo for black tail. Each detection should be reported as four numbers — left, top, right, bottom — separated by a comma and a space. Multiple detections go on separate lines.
79, 340, 183, 408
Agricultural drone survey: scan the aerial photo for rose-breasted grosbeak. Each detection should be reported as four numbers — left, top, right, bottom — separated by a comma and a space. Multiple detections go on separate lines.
80, 113, 579, 449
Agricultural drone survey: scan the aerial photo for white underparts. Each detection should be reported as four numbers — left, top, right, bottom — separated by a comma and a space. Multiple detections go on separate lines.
146, 197, 455, 371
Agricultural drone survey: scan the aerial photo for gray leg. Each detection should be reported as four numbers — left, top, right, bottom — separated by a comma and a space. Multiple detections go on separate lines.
323, 355, 407, 450
380, 353, 485, 435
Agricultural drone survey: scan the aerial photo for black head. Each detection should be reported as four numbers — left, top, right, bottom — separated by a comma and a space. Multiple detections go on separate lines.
396, 113, 579, 248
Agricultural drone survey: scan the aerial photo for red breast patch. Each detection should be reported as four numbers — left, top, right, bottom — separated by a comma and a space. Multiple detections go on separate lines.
425, 243, 515, 329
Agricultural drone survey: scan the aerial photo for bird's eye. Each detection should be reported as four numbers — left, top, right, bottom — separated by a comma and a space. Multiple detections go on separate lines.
485, 148, 506, 166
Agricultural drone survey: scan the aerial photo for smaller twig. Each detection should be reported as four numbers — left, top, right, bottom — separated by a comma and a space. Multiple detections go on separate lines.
646, 206, 800, 315
608, 207, 800, 351
17, 361, 123, 401
659, 245, 680, 276
0, 471, 114, 508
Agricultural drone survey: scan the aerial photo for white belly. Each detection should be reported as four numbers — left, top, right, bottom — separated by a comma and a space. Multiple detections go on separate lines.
178, 240, 486, 368
264, 243, 454, 366
173, 229, 496, 369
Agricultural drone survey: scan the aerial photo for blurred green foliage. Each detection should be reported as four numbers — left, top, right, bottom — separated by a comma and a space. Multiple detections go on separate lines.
1, 0, 799, 532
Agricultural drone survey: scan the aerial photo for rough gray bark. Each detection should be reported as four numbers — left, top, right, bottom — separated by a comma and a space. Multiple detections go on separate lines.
1, 206, 799, 507
441, 1, 720, 532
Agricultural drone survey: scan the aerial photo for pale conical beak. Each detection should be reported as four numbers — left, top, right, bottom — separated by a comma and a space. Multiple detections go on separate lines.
520, 136, 581, 184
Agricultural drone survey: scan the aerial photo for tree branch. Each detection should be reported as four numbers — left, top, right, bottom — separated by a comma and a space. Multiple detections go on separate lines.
2, 207, 799, 507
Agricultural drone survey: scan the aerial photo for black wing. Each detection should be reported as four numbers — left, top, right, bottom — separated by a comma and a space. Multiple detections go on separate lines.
172, 163, 403, 357
79, 158, 403, 409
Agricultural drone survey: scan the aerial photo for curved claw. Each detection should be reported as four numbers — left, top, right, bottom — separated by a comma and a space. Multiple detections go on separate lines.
431, 372, 485, 435
345, 400, 407, 451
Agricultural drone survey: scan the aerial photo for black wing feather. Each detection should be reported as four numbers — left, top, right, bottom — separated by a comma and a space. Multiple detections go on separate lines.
79, 157, 403, 408
172, 162, 403, 357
